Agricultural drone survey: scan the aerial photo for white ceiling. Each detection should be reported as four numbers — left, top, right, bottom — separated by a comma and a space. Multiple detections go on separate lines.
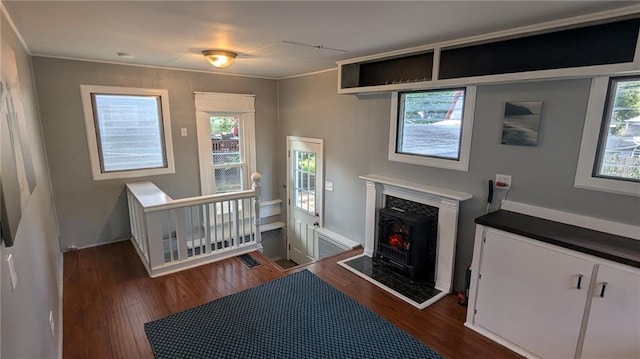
3, 1, 637, 79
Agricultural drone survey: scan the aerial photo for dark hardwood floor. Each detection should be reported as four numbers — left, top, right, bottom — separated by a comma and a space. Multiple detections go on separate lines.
63, 240, 520, 359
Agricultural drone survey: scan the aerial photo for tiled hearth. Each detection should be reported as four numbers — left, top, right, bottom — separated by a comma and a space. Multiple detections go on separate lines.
338, 174, 472, 309
343, 255, 442, 306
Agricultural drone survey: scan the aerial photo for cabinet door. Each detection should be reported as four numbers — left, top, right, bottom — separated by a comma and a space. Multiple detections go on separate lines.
475, 229, 594, 359
581, 263, 640, 359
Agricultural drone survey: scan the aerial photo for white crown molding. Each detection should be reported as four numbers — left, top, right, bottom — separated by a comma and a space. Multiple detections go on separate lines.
277, 67, 337, 80
30, 53, 280, 80
1, 1, 31, 54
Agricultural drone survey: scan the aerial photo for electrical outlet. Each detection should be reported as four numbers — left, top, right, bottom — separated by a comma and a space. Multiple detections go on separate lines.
49, 310, 55, 338
495, 174, 512, 189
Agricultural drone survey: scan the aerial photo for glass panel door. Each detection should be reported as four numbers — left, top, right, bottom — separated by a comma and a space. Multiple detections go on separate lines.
294, 150, 316, 214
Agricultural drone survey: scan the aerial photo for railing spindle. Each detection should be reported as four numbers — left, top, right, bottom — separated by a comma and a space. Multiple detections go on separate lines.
213, 202, 219, 252
204, 204, 211, 254
252, 172, 262, 250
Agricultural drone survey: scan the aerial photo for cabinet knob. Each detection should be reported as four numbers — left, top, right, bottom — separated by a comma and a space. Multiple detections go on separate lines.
599, 282, 608, 297
577, 274, 584, 290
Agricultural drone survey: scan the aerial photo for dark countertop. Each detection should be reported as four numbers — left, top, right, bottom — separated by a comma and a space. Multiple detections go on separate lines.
475, 210, 640, 268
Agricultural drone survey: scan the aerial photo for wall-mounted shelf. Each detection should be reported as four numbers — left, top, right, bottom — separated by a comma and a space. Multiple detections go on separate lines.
337, 6, 640, 94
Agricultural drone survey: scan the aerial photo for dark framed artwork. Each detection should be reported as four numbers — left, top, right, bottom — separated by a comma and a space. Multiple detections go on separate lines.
501, 101, 543, 146
1, 44, 37, 247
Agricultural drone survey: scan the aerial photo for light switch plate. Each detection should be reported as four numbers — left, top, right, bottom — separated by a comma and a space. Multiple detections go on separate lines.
325, 181, 334, 192
49, 310, 55, 338
181, 128, 187, 137
7, 254, 17, 291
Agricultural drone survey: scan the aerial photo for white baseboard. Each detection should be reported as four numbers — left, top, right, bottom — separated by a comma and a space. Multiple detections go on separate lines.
260, 199, 282, 218
464, 322, 540, 359
261, 221, 286, 232
315, 227, 361, 249
64, 237, 130, 251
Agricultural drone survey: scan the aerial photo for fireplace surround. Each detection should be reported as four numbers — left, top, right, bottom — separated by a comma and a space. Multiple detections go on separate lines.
339, 174, 472, 309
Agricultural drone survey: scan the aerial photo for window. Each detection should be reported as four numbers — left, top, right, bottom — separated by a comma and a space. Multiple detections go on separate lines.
388, 86, 476, 171
575, 76, 640, 196
293, 150, 317, 214
194, 92, 256, 196
211, 115, 244, 194
80, 85, 174, 180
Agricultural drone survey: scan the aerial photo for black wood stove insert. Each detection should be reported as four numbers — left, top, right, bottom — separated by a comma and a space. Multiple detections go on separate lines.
374, 207, 437, 286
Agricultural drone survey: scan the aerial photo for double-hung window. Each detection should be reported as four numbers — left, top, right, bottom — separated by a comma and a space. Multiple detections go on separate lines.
575, 76, 640, 196
80, 85, 175, 180
210, 115, 245, 193
389, 86, 476, 171
194, 92, 256, 196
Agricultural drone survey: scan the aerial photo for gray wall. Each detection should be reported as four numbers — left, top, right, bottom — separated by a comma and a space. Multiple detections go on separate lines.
278, 69, 640, 290
1, 12, 62, 358
32, 58, 279, 249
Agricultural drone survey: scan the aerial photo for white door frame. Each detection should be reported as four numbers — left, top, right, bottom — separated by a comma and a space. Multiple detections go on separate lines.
286, 136, 324, 263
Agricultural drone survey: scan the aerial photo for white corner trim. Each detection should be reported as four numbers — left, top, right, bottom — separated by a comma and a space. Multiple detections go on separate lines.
574, 76, 640, 197
501, 201, 640, 240
57, 251, 63, 359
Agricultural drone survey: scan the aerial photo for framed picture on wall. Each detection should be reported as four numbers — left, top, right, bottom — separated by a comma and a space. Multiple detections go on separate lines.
501, 101, 543, 146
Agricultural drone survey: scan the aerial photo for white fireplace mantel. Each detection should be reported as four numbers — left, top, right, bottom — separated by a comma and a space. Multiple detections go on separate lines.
349, 174, 471, 308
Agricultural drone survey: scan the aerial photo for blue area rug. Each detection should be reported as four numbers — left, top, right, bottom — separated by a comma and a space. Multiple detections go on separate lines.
144, 270, 442, 359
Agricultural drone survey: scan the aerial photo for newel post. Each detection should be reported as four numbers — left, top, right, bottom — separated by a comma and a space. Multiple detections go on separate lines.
251, 172, 263, 250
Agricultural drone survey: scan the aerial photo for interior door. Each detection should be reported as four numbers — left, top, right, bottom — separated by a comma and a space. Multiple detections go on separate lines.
287, 136, 323, 265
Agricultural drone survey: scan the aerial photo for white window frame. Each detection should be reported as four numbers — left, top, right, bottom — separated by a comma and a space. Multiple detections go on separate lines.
80, 85, 175, 180
575, 76, 640, 197
388, 86, 476, 171
194, 92, 256, 196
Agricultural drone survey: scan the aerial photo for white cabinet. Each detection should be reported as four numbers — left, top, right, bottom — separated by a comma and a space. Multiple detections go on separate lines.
466, 227, 640, 359
474, 229, 593, 358
581, 263, 640, 359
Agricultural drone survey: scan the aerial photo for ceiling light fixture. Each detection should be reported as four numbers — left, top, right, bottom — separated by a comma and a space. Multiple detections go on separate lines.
202, 50, 237, 68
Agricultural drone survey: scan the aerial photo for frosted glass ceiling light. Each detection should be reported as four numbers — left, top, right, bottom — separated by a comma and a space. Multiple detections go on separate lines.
202, 50, 237, 68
